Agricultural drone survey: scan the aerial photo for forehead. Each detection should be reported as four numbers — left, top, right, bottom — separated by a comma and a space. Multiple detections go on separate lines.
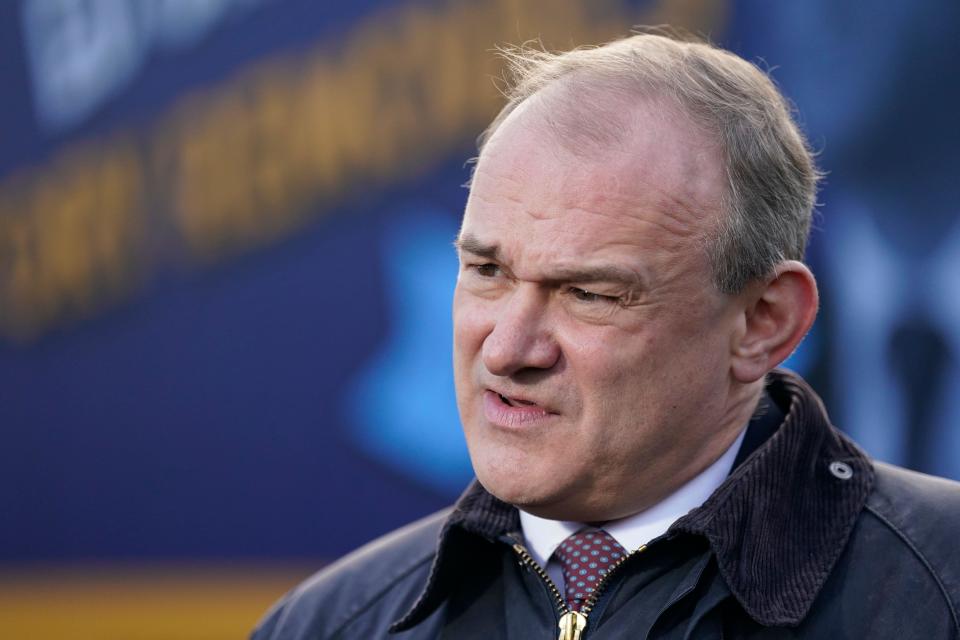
463, 95, 725, 271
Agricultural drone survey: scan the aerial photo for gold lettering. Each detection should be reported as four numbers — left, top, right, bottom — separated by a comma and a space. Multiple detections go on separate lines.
0, 0, 716, 341
1, 206, 37, 340
0, 139, 144, 341
172, 94, 257, 260
296, 60, 346, 196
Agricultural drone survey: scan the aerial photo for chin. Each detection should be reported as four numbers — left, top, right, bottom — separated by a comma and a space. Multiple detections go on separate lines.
474, 459, 541, 506
477, 463, 613, 521
475, 467, 527, 504
473, 460, 569, 516
466, 429, 574, 511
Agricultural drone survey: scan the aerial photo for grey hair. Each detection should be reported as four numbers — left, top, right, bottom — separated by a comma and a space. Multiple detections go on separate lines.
478, 30, 821, 293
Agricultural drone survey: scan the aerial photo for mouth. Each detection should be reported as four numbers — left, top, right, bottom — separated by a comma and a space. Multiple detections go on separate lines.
482, 389, 555, 428
497, 393, 538, 408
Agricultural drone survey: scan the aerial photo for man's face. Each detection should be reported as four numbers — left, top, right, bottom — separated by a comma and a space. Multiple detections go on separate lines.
453, 98, 749, 522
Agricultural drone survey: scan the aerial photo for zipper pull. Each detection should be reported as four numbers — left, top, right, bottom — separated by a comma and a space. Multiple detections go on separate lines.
557, 610, 587, 640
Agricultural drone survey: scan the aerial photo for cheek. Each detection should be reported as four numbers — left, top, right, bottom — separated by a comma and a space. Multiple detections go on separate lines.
452, 288, 493, 394
567, 324, 698, 418
453, 290, 485, 353
567, 326, 658, 379
561, 329, 654, 422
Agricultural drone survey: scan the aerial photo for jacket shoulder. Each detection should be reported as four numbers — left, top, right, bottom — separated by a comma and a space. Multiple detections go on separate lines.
865, 462, 960, 621
251, 508, 450, 640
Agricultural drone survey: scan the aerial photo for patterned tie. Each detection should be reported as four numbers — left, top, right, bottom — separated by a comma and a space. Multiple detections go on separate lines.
553, 529, 628, 611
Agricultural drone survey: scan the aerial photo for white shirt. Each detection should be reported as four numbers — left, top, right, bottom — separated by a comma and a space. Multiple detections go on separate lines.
519, 427, 747, 588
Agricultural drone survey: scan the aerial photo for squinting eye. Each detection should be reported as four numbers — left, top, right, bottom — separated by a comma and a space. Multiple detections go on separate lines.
569, 287, 618, 304
474, 263, 500, 277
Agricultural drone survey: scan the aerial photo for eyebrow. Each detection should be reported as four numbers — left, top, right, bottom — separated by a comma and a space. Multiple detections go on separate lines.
454, 233, 500, 260
455, 232, 645, 289
548, 265, 645, 288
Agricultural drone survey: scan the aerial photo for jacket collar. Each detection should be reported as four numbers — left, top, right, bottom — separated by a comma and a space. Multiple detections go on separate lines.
670, 370, 874, 625
391, 369, 874, 631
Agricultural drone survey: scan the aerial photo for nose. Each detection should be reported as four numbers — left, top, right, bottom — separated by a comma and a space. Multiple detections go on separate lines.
481, 285, 560, 377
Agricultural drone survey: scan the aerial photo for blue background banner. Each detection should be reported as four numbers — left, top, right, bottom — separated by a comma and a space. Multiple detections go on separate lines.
1, 0, 958, 636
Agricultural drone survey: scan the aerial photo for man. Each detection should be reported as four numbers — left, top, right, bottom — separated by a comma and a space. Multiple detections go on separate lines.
253, 32, 960, 639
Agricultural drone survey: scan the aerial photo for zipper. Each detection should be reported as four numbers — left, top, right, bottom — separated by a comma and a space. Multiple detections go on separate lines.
512, 541, 647, 640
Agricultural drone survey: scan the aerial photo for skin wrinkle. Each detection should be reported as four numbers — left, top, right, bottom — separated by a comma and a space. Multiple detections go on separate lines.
481, 101, 721, 247
489, 37, 821, 294
457, 236, 648, 294
454, 89, 761, 522
462, 190, 710, 316
470, 165, 710, 247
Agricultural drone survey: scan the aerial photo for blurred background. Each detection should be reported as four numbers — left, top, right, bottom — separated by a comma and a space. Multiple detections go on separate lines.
1, 0, 958, 638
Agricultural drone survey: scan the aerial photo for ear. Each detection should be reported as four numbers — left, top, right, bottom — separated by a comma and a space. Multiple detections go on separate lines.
730, 261, 819, 383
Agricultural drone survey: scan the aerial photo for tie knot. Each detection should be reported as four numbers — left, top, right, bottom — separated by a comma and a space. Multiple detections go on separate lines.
553, 529, 627, 611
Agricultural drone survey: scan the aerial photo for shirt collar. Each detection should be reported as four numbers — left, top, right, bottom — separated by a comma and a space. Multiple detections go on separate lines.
519, 426, 747, 567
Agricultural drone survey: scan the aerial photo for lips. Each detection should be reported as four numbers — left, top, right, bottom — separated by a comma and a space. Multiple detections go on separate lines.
498, 392, 537, 408
482, 389, 555, 428
489, 385, 550, 410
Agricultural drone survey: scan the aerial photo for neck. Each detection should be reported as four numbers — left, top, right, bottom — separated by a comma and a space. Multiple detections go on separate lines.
685, 378, 764, 477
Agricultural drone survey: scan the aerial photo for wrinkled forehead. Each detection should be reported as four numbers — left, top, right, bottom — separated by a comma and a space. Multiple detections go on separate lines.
471, 84, 726, 233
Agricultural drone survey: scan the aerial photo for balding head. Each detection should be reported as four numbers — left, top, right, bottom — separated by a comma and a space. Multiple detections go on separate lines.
477, 31, 821, 293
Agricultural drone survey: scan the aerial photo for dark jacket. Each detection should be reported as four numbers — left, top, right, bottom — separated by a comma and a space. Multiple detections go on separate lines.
252, 371, 960, 639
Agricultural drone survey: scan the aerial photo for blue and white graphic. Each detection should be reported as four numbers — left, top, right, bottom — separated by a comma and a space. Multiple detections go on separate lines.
22, 0, 266, 133
346, 206, 472, 495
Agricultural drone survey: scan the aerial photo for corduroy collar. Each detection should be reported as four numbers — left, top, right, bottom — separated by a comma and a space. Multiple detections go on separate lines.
391, 369, 874, 631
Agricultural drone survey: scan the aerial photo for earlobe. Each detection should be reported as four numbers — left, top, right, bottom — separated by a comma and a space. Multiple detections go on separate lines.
730, 261, 819, 383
